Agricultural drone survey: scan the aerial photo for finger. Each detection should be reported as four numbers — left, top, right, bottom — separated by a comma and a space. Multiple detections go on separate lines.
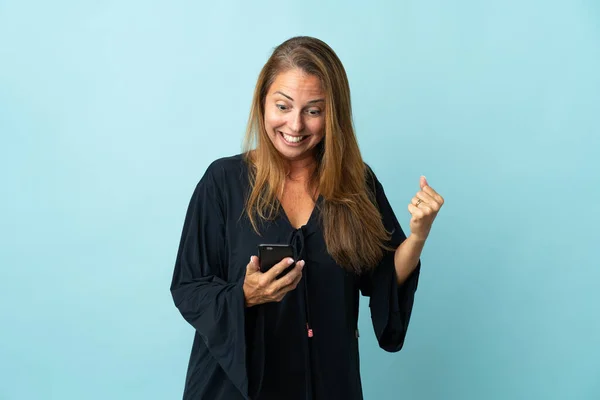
287, 262, 305, 288
263, 256, 296, 282
408, 204, 426, 217
246, 255, 260, 274
412, 199, 433, 214
422, 185, 444, 205
420, 175, 428, 189
273, 268, 304, 299
289, 268, 303, 289
270, 260, 304, 293
411, 196, 433, 211
274, 292, 286, 302
415, 191, 437, 207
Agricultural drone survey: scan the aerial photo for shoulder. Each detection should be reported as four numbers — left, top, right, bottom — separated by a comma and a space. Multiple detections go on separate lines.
205, 153, 247, 177
200, 153, 249, 187
187, 153, 249, 211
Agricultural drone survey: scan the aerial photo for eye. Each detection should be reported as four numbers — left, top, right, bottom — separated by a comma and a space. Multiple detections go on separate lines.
276, 104, 288, 111
307, 109, 321, 116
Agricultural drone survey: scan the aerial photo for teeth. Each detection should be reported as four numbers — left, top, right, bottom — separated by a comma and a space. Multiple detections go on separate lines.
282, 132, 305, 143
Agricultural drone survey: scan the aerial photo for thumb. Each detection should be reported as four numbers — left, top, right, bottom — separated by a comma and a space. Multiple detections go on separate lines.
420, 175, 428, 189
248, 255, 260, 273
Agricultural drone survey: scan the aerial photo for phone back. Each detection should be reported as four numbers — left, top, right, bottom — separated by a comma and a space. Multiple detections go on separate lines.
258, 244, 295, 273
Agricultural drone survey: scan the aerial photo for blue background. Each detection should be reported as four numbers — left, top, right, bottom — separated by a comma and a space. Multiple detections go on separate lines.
1, 1, 599, 399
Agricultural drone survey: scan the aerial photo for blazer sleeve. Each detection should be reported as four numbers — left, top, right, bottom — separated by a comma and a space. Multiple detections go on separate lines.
170, 163, 248, 397
360, 166, 421, 352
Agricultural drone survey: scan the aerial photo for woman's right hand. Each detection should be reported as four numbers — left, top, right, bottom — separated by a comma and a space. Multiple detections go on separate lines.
243, 256, 304, 307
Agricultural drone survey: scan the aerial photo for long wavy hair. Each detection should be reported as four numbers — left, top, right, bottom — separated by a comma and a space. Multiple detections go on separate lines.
243, 36, 392, 273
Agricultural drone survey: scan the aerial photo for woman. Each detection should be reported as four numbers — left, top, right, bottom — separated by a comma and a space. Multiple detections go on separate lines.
170, 36, 444, 400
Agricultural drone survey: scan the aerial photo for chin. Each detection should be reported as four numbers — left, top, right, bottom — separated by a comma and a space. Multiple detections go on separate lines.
276, 147, 306, 160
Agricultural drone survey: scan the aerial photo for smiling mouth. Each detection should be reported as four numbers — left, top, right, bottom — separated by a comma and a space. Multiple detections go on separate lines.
279, 131, 309, 144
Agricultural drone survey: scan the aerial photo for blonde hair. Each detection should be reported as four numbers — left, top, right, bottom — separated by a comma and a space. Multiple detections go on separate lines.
243, 36, 391, 273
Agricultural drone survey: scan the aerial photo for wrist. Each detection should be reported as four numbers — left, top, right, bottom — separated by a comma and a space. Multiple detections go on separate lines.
407, 233, 427, 245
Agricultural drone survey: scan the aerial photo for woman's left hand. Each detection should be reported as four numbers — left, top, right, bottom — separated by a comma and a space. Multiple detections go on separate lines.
408, 176, 444, 242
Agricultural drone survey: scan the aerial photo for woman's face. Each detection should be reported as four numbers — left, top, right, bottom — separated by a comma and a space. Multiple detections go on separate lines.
263, 68, 326, 162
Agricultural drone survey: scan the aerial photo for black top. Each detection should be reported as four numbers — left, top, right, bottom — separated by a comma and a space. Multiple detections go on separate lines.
170, 154, 420, 400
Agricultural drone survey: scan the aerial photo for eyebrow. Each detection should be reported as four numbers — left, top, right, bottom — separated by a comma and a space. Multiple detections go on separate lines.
274, 91, 324, 104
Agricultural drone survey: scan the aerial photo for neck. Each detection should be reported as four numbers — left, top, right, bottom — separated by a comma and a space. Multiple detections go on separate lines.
285, 155, 317, 182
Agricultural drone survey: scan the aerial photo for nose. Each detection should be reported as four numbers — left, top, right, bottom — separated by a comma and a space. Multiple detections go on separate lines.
288, 110, 304, 133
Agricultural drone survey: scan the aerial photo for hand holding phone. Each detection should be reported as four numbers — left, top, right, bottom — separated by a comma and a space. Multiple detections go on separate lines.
242, 245, 305, 307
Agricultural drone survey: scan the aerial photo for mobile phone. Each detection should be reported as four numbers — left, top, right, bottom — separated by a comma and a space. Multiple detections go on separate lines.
258, 244, 295, 277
